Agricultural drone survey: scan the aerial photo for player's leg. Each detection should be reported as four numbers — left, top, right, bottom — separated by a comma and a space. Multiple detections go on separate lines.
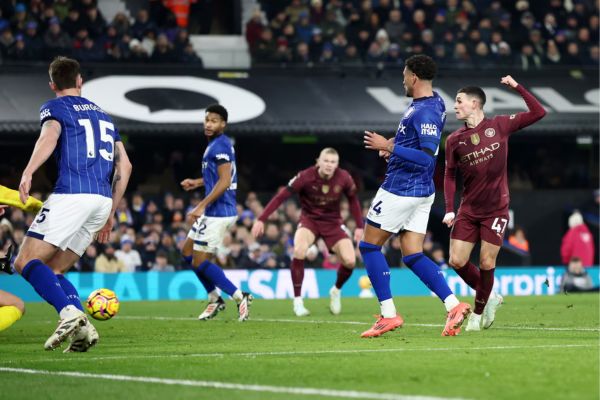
182, 235, 219, 303
448, 213, 481, 290
291, 226, 316, 316
399, 195, 470, 336
192, 216, 251, 321
329, 237, 356, 315
0, 289, 25, 332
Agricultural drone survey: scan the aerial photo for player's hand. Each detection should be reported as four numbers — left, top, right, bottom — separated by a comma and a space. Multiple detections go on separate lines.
500, 75, 518, 89
378, 150, 391, 162
187, 204, 205, 224
97, 216, 114, 244
251, 220, 265, 238
180, 178, 202, 191
0, 205, 6, 217
19, 173, 32, 204
353, 227, 364, 243
364, 131, 390, 152
442, 212, 455, 227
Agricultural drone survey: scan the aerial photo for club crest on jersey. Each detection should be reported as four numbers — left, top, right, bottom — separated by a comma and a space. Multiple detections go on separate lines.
334, 185, 342, 193
485, 128, 496, 138
470, 133, 480, 145
322, 185, 330, 194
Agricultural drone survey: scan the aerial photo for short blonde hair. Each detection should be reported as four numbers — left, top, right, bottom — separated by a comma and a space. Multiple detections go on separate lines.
319, 147, 338, 158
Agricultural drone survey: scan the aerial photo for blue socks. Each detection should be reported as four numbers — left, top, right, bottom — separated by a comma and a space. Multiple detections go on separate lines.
185, 255, 217, 293
196, 260, 237, 297
403, 252, 453, 301
57, 274, 84, 311
359, 241, 392, 302
21, 259, 70, 314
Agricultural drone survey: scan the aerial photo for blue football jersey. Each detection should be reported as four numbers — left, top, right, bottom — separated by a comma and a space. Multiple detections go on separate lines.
381, 92, 446, 197
39, 96, 121, 198
202, 134, 237, 217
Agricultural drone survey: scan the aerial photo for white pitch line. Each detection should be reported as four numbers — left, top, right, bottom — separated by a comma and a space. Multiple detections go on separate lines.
0, 367, 466, 400
4, 344, 596, 364
119, 315, 600, 332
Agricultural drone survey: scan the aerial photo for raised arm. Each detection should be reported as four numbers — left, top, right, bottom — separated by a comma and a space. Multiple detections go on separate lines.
19, 120, 61, 203
500, 75, 547, 131
98, 141, 132, 243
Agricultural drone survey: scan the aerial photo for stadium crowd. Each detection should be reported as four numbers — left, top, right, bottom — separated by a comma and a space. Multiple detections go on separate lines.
0, 0, 203, 64
0, 189, 452, 273
246, 0, 599, 68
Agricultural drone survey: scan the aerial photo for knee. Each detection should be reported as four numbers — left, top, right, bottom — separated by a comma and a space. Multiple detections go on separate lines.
13, 254, 28, 274
448, 254, 468, 270
293, 245, 308, 259
14, 298, 25, 315
340, 255, 355, 268
480, 256, 496, 270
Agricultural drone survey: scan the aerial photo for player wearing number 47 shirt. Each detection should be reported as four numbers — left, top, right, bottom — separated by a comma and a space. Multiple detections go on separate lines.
14, 56, 132, 352
180, 104, 252, 323
443, 76, 546, 331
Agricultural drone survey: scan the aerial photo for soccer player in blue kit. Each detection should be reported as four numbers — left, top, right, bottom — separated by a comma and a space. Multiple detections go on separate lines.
361, 55, 471, 338
180, 104, 253, 322
13, 56, 132, 351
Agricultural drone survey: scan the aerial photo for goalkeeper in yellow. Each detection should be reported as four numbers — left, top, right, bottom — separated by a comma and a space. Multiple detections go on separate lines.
0, 186, 43, 331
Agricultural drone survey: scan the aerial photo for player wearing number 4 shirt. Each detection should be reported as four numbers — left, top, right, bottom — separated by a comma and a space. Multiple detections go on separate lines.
361, 55, 471, 338
443, 76, 546, 331
180, 104, 252, 322
14, 57, 132, 352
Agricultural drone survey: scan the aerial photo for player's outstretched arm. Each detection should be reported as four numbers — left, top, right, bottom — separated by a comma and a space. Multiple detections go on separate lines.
180, 178, 204, 191
19, 120, 61, 203
254, 187, 293, 235
98, 141, 132, 243
500, 75, 546, 130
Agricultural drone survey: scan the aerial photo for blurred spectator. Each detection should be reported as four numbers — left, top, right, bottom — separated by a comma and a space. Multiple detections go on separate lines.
150, 250, 175, 272
561, 210, 595, 267
560, 257, 598, 293
508, 226, 530, 253
95, 243, 127, 273
115, 234, 142, 272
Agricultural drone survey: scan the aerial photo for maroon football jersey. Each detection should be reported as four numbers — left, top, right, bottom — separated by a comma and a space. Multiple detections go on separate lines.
289, 166, 357, 223
445, 85, 546, 218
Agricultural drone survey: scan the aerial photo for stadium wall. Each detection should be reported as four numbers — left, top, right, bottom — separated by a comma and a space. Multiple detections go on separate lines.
2, 267, 598, 302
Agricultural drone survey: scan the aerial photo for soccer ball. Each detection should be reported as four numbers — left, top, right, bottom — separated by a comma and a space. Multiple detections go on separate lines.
85, 288, 119, 320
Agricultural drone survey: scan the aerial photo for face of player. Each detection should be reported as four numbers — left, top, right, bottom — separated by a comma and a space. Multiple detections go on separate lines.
453, 93, 478, 121
204, 112, 226, 138
317, 153, 339, 178
402, 66, 416, 97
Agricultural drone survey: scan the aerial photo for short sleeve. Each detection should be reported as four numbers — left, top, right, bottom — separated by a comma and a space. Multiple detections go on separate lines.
39, 101, 61, 126
211, 141, 233, 166
411, 108, 442, 154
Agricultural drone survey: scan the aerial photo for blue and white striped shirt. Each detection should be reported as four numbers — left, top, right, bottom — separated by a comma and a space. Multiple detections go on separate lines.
40, 96, 120, 198
202, 134, 237, 217
381, 92, 446, 197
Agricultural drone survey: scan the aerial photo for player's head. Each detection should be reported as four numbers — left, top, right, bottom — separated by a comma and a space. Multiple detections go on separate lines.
403, 55, 437, 97
316, 147, 339, 178
48, 56, 82, 93
454, 86, 486, 121
204, 103, 228, 138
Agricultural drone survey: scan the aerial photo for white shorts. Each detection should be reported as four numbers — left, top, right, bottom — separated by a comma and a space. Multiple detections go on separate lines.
27, 193, 113, 256
187, 215, 237, 253
366, 188, 435, 234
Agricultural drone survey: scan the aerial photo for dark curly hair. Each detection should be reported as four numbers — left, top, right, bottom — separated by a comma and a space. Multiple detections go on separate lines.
205, 104, 228, 122
405, 55, 437, 81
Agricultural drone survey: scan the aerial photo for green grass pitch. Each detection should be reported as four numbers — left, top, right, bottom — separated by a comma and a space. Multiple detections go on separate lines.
1, 294, 598, 400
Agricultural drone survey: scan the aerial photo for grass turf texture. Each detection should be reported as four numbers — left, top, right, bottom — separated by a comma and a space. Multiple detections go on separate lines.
0, 294, 598, 400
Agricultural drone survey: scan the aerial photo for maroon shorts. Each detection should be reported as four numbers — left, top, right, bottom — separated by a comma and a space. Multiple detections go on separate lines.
298, 217, 350, 250
450, 211, 510, 247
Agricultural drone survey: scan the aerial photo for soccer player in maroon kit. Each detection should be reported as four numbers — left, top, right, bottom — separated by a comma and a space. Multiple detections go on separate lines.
252, 148, 364, 316
443, 75, 546, 331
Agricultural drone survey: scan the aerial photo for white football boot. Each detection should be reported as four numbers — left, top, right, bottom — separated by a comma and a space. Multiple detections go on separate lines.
44, 306, 87, 350
293, 297, 310, 317
482, 293, 504, 329
64, 317, 99, 353
465, 312, 482, 332
329, 286, 342, 315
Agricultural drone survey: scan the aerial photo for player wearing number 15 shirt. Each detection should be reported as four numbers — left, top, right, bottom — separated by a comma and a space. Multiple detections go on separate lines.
14, 56, 132, 351
443, 76, 546, 332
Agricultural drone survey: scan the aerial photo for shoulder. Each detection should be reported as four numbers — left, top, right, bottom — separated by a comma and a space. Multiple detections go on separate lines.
39, 98, 63, 123
336, 168, 353, 182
